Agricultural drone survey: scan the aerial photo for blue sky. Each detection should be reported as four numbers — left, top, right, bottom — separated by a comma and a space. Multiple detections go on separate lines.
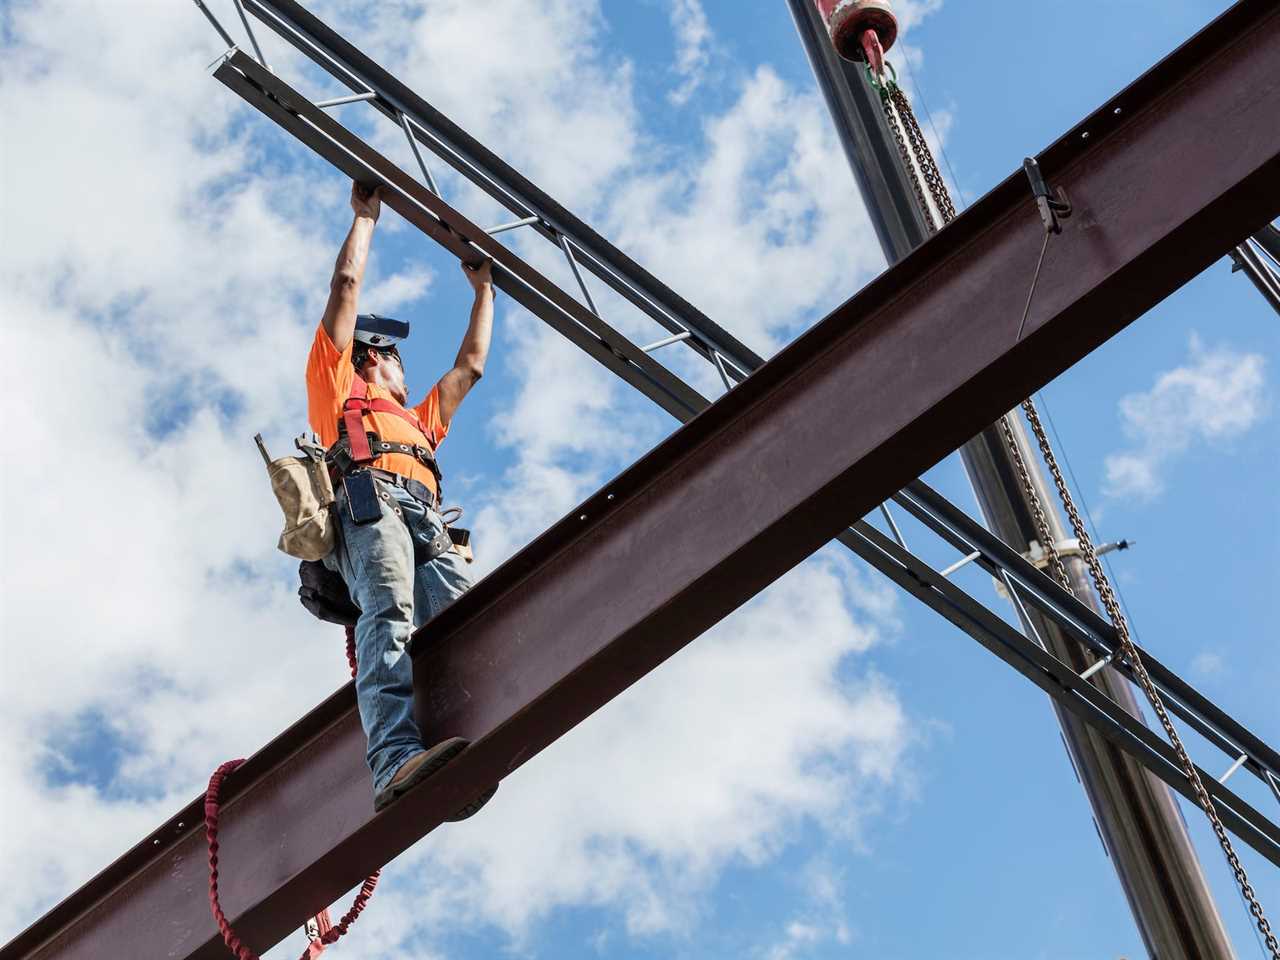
1, 1, 1276, 958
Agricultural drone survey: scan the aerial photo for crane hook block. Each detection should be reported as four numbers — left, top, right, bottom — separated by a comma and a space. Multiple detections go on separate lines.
813, 0, 899, 62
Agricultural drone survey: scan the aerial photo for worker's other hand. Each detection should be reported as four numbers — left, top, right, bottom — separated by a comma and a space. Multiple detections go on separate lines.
351, 182, 382, 222
461, 257, 494, 293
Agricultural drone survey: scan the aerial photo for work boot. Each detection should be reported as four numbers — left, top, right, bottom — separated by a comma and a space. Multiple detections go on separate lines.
446, 783, 499, 822
373, 737, 467, 812
371, 737, 498, 819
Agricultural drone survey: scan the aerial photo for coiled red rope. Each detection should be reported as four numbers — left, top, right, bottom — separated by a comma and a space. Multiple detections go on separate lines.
205, 624, 379, 959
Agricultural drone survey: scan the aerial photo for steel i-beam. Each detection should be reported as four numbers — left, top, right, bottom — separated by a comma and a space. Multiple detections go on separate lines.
5, 3, 1280, 958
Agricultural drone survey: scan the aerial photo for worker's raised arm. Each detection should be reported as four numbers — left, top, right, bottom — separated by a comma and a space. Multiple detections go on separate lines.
436, 259, 495, 426
320, 183, 382, 352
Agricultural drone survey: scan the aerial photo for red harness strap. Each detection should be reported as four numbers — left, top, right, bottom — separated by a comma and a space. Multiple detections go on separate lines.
205, 625, 379, 960
342, 376, 436, 464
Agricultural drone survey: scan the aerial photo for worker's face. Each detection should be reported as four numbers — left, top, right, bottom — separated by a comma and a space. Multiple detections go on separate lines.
360, 349, 408, 405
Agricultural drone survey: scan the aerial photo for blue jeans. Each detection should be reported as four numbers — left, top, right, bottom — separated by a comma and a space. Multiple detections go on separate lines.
325, 478, 474, 792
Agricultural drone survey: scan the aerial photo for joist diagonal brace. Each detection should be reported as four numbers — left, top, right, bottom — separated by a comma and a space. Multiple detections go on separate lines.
6, 2, 1280, 959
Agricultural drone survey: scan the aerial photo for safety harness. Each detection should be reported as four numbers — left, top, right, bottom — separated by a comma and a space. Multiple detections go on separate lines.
326, 374, 444, 493
298, 377, 471, 626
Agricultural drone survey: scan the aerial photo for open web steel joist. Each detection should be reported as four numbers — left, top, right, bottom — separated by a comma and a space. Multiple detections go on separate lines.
6, 2, 1280, 958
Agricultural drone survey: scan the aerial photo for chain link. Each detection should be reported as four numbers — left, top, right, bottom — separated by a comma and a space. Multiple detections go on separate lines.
995, 414, 1074, 592
878, 74, 1279, 958
880, 86, 938, 233
889, 85, 957, 225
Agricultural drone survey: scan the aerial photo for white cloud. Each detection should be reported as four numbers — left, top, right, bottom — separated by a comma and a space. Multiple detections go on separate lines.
352, 0, 639, 209
362, 267, 435, 314
667, 0, 713, 106
894, 0, 946, 31
760, 860, 854, 960
1191, 652, 1225, 677
605, 65, 882, 364
1104, 335, 1268, 501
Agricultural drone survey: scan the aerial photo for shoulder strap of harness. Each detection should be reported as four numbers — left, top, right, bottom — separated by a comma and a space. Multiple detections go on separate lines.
342, 376, 375, 463
340, 375, 438, 465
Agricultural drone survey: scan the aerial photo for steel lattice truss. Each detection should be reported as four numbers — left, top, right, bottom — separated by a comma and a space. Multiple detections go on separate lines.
6, 2, 1279, 958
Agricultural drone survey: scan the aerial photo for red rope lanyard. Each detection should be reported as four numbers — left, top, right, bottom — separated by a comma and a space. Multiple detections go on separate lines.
205, 625, 378, 959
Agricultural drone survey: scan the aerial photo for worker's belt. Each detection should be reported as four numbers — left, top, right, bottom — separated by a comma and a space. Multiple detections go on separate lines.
366, 468, 438, 511
327, 433, 442, 488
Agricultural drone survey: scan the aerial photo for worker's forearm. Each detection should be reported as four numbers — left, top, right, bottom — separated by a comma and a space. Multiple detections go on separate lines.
321, 214, 376, 348
333, 214, 377, 288
454, 283, 494, 378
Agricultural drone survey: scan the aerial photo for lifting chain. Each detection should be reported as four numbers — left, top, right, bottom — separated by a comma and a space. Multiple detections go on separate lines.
880, 81, 937, 233
888, 84, 957, 227
876, 71, 1280, 958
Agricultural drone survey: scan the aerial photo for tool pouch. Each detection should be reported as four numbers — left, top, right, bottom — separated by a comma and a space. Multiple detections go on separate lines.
266, 435, 337, 561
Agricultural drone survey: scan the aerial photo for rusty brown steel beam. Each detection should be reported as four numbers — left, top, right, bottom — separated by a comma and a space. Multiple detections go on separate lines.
6, 3, 1280, 957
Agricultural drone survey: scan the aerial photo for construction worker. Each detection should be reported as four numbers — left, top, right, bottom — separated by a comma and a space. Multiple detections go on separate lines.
307, 182, 495, 816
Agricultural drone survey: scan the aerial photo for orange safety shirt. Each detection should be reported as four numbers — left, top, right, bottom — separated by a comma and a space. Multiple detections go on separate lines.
306, 324, 448, 496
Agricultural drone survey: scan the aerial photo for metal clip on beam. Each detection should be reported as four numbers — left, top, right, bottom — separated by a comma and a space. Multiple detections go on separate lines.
1023, 156, 1072, 235
1015, 157, 1073, 342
